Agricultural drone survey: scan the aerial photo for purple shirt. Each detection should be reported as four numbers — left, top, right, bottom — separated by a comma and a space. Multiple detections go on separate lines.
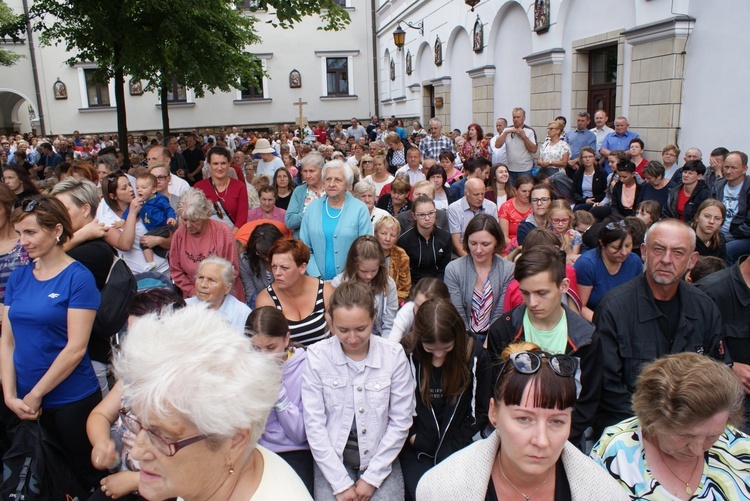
248, 205, 286, 224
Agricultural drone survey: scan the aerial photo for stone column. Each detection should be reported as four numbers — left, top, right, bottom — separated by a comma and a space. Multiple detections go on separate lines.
430, 76, 452, 132
467, 65, 496, 135
523, 48, 565, 137
623, 16, 695, 159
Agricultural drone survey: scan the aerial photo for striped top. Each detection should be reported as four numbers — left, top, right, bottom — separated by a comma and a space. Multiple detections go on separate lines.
267, 278, 329, 346
470, 277, 493, 334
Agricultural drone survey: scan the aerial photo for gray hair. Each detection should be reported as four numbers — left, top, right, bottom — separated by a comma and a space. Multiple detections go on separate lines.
50, 177, 100, 213
196, 256, 234, 286
177, 188, 213, 221
299, 151, 324, 170
97, 155, 118, 173
577, 111, 591, 120
429, 117, 442, 128
353, 179, 376, 197
644, 219, 697, 251
322, 159, 354, 187
113, 304, 280, 449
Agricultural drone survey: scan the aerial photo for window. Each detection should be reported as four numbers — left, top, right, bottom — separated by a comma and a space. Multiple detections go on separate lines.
240, 80, 264, 100
332, 0, 347, 5
84, 69, 110, 107
166, 77, 187, 103
326, 57, 349, 96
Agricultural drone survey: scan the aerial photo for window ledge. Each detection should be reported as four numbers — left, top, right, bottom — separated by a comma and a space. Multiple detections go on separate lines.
234, 98, 272, 105
320, 94, 358, 101
78, 107, 116, 113
155, 102, 195, 108
393, 95, 406, 102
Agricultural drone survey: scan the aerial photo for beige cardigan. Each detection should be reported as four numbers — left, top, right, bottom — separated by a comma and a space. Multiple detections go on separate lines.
416, 431, 630, 501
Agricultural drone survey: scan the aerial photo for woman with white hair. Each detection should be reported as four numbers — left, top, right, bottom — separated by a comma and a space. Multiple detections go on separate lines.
300, 160, 371, 280
113, 305, 311, 500
353, 179, 389, 229
185, 256, 251, 331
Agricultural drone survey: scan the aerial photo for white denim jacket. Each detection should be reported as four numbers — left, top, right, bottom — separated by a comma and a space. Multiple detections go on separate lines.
302, 335, 415, 495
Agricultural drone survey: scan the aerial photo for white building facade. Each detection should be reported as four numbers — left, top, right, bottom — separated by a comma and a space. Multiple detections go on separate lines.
376, 0, 750, 159
0, 0, 377, 135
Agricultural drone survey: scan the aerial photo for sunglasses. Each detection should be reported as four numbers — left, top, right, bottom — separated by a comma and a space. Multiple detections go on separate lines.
21, 198, 39, 212
504, 352, 578, 378
605, 219, 630, 230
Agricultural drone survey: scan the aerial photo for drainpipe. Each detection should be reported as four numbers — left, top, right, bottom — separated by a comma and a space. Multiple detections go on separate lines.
22, 0, 45, 136
370, 0, 379, 117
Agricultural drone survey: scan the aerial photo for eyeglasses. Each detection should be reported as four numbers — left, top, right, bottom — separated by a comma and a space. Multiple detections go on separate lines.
415, 210, 437, 219
154, 175, 168, 181
504, 352, 578, 378
21, 199, 39, 212
530, 197, 551, 204
120, 410, 208, 457
550, 218, 570, 224
605, 219, 630, 230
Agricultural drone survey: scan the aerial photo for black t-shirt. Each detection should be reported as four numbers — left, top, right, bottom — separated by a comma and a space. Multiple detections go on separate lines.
182, 147, 205, 173
66, 238, 113, 290
486, 458, 571, 501
430, 365, 446, 427
654, 292, 681, 347
275, 192, 292, 211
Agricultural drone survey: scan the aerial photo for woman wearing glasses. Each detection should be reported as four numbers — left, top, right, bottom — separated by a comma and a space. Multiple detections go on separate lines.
516, 183, 554, 246
111, 301, 311, 500
0, 196, 104, 493
573, 219, 643, 322
416, 342, 628, 500
397, 196, 453, 286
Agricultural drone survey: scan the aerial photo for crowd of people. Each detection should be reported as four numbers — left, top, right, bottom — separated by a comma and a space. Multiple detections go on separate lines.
0, 110, 749, 500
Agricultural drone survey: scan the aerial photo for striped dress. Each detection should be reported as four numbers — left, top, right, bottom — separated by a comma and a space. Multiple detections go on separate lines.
267, 278, 329, 346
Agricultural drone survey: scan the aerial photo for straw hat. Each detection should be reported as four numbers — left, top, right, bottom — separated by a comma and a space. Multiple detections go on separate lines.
253, 138, 275, 154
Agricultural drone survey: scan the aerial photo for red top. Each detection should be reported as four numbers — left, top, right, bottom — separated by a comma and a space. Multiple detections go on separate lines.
498, 198, 532, 239
634, 158, 648, 177
194, 177, 248, 228
676, 187, 689, 221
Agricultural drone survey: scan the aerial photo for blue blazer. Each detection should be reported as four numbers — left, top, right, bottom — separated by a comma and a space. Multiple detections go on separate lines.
300, 191, 372, 278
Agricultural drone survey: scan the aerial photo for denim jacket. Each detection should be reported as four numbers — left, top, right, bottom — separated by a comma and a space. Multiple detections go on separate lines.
302, 335, 415, 495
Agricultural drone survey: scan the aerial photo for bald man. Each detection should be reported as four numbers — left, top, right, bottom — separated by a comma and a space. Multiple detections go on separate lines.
447, 177, 498, 256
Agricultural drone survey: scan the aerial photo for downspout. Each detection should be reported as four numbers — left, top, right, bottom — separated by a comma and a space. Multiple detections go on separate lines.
21, 0, 46, 136
370, 0, 379, 117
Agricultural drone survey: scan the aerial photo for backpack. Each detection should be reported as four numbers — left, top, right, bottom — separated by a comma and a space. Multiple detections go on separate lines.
92, 248, 137, 339
1, 420, 86, 500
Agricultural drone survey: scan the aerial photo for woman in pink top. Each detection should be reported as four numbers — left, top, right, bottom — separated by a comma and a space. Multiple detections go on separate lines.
498, 175, 534, 247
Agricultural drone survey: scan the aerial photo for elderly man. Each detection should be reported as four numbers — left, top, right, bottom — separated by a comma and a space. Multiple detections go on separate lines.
419, 117, 455, 160
711, 151, 750, 264
493, 108, 538, 183
599, 116, 639, 173
488, 117, 508, 166
593, 219, 725, 433
447, 177, 498, 256
565, 112, 597, 178
590, 109, 614, 158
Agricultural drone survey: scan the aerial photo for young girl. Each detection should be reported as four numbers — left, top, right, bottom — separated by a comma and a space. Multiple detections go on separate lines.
635, 199, 661, 228
302, 281, 415, 500
388, 278, 450, 343
330, 235, 398, 338
548, 200, 582, 256
246, 306, 312, 494
691, 198, 727, 260
399, 298, 491, 500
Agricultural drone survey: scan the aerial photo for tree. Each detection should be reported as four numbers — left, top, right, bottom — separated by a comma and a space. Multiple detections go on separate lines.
25, 0, 349, 162
0, 1, 24, 66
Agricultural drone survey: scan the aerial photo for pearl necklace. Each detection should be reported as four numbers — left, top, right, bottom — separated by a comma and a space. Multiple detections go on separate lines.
325, 197, 344, 219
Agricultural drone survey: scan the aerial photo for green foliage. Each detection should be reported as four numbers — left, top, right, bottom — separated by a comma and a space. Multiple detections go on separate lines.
0, 1, 24, 66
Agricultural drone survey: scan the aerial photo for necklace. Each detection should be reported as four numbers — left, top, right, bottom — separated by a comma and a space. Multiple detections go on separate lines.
211, 179, 229, 202
497, 460, 552, 501
325, 197, 344, 219
659, 450, 701, 495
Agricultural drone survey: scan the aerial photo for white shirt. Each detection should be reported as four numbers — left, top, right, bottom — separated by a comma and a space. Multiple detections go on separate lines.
257, 157, 284, 182
186, 295, 251, 333
168, 175, 189, 197
590, 125, 614, 154
490, 134, 507, 165
395, 165, 426, 185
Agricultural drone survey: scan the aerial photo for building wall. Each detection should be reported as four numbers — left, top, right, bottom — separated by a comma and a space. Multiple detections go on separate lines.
1, 0, 376, 135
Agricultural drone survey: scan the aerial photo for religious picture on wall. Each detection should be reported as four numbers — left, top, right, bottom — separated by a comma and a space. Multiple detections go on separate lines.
53, 80, 67, 100
289, 70, 301, 89
434, 36, 443, 66
406, 50, 412, 75
390, 59, 395, 81
473, 17, 484, 52
534, 0, 550, 33
129, 79, 143, 96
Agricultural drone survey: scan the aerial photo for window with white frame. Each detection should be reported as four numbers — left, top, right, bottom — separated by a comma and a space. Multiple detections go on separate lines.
166, 77, 187, 103
326, 57, 349, 96
84, 69, 110, 107
234, 55, 270, 102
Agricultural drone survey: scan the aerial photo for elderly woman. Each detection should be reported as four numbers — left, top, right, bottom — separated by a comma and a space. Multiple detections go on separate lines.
169, 188, 243, 300
354, 179, 389, 229
376, 176, 412, 216
661, 144, 681, 181
113, 304, 311, 500
185, 256, 251, 332
537, 121, 571, 177
445, 215, 514, 344
286, 152, 325, 238
194, 146, 248, 233
417, 342, 628, 500
300, 160, 371, 280
593, 353, 750, 500
374, 215, 411, 304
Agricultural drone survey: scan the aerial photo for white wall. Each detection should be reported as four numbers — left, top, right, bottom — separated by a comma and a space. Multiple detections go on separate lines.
448, 28, 472, 133
491, 2, 533, 119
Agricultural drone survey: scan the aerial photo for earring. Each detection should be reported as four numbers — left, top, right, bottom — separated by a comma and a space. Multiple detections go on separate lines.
56, 235, 61, 243
228, 465, 235, 475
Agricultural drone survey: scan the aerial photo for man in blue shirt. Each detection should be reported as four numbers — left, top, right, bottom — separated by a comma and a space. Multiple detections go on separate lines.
599, 117, 639, 173
565, 112, 597, 179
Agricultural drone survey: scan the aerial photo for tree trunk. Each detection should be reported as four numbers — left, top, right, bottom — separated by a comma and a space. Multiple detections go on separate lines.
113, 63, 129, 166
160, 78, 170, 138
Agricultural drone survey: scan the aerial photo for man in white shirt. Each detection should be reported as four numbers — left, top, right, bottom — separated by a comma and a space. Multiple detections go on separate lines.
145, 144, 189, 195
346, 118, 367, 142
489, 117, 508, 166
590, 109, 614, 160
396, 147, 426, 185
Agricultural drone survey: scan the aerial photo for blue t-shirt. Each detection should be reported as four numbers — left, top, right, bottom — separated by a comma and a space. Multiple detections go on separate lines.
322, 205, 342, 280
574, 248, 642, 310
6, 261, 101, 407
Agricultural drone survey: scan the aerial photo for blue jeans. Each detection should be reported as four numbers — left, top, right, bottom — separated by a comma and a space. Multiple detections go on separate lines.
725, 235, 750, 265
509, 169, 533, 184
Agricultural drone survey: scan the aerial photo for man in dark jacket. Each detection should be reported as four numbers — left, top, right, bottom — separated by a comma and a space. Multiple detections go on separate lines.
593, 219, 727, 434
486, 245, 602, 450
662, 159, 710, 223
710, 151, 750, 264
